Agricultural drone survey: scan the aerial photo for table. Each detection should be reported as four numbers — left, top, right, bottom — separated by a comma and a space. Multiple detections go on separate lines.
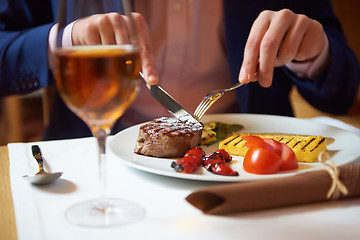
0, 146, 17, 240
2, 119, 360, 240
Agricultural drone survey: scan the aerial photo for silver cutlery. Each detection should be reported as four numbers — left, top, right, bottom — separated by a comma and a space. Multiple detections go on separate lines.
193, 82, 244, 121
23, 145, 62, 185
140, 72, 200, 124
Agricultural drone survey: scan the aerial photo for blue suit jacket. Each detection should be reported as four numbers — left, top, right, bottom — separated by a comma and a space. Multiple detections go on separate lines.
1, 0, 359, 140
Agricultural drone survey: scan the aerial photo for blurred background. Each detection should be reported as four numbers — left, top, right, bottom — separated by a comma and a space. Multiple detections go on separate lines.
0, 0, 359, 145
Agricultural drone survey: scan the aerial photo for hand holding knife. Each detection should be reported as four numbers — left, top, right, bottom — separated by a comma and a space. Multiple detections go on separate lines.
139, 72, 200, 124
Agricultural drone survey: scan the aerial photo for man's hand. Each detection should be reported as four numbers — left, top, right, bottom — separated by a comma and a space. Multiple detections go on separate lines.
72, 12, 158, 84
239, 9, 328, 87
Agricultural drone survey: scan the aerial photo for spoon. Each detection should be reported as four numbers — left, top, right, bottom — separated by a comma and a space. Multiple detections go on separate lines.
23, 145, 63, 185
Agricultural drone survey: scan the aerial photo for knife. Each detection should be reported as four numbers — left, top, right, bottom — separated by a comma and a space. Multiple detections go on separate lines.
139, 72, 200, 124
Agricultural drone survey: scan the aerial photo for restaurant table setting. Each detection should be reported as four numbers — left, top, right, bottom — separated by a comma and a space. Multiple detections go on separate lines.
7, 115, 360, 240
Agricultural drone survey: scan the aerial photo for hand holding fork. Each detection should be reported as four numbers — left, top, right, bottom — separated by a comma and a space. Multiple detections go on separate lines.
193, 82, 244, 121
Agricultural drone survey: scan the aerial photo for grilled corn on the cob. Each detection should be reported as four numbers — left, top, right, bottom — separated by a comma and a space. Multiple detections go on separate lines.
219, 133, 327, 163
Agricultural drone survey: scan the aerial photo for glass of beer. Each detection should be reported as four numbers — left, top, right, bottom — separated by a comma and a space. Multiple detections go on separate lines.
53, 0, 144, 227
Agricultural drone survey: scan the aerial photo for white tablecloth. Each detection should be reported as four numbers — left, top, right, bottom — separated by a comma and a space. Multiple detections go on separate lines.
8, 117, 360, 240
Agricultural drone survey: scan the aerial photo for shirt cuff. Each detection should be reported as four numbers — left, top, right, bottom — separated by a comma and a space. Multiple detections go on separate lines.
285, 36, 330, 79
48, 21, 75, 69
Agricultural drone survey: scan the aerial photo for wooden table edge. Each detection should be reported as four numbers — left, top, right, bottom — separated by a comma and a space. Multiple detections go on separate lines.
0, 145, 18, 240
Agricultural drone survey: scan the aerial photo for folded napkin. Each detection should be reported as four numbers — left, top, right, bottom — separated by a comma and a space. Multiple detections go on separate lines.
186, 164, 360, 215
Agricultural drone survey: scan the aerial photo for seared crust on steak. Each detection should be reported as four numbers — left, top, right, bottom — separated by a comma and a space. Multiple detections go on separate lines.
134, 117, 203, 158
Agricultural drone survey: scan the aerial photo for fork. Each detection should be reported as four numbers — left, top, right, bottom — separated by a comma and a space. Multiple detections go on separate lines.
193, 82, 244, 121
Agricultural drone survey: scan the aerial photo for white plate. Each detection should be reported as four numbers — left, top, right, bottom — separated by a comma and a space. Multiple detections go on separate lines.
109, 114, 360, 182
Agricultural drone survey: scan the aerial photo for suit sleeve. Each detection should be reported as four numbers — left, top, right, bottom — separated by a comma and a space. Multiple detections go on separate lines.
224, 0, 359, 116
0, 1, 55, 97
284, 1, 360, 114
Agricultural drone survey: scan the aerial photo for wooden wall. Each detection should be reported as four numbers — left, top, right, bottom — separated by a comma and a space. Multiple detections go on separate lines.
331, 0, 360, 61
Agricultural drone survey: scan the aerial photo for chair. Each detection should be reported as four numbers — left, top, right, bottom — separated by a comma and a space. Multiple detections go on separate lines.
0, 86, 55, 145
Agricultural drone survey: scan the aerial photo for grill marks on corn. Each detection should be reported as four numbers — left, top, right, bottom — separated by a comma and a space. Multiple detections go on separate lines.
219, 133, 327, 163
292, 140, 301, 149
223, 135, 241, 145
220, 133, 326, 153
285, 137, 294, 144
301, 138, 315, 150
234, 137, 244, 146
310, 137, 326, 152
282, 136, 324, 152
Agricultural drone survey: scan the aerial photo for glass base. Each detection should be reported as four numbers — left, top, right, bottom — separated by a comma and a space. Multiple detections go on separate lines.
65, 198, 145, 227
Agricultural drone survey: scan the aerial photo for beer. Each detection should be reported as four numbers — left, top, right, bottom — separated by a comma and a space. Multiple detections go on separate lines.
54, 45, 141, 128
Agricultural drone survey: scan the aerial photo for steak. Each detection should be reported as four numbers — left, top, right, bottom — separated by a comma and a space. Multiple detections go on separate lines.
134, 117, 203, 158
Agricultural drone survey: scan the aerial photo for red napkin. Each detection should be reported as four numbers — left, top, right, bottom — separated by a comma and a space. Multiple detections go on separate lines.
186, 164, 360, 215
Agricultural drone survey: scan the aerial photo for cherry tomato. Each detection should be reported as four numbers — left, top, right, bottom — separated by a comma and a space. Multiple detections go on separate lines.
242, 136, 271, 150
243, 147, 283, 174
241, 136, 298, 174
279, 142, 298, 170
263, 138, 283, 155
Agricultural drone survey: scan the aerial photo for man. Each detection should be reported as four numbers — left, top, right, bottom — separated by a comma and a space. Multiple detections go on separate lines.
1, 0, 359, 140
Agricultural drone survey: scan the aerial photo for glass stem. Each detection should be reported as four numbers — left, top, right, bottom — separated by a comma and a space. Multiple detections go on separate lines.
94, 127, 109, 206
